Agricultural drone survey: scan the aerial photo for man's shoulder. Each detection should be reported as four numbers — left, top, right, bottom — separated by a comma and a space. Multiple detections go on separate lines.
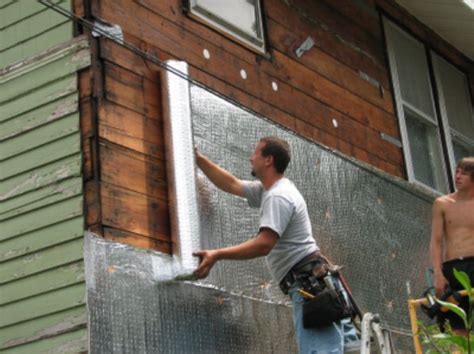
435, 193, 456, 205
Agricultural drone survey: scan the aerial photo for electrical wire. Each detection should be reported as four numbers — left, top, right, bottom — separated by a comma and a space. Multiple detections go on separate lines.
37, 0, 280, 126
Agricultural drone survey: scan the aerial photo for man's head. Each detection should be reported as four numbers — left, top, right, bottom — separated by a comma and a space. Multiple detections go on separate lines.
455, 157, 474, 190
250, 137, 291, 178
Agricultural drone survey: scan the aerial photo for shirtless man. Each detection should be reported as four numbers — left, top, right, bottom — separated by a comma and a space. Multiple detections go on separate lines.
430, 157, 474, 332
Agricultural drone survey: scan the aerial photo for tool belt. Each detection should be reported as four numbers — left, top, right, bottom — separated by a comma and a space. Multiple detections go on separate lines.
279, 251, 329, 294
280, 252, 353, 328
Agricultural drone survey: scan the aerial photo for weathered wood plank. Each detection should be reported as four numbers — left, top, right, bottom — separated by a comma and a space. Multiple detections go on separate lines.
0, 177, 82, 220
1, 195, 83, 241
1, 261, 84, 305
291, 0, 383, 59
0, 217, 83, 262
266, 19, 393, 113
189, 66, 404, 168
104, 61, 161, 119
2, 75, 77, 122
0, 306, 86, 349
0, 282, 85, 327
1, 113, 79, 160
0, 154, 81, 201
0, 238, 83, 285
1, 133, 80, 180
104, 227, 171, 253
1, 328, 87, 354
100, 141, 168, 200
98, 101, 166, 160
100, 1, 400, 152
264, 0, 390, 89
0, 94, 78, 140
99, 39, 402, 168
101, 181, 171, 240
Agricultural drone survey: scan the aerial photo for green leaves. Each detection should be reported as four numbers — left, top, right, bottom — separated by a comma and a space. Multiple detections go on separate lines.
419, 269, 474, 353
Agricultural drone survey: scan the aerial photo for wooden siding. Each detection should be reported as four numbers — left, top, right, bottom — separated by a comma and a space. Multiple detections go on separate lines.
79, 0, 473, 252
0, 0, 73, 67
0, 27, 89, 352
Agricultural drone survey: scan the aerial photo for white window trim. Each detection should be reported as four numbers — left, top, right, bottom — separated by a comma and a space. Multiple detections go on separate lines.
383, 18, 449, 195
188, 0, 266, 54
431, 52, 474, 178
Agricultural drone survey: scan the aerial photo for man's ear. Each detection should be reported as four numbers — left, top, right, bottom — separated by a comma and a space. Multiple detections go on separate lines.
265, 155, 274, 167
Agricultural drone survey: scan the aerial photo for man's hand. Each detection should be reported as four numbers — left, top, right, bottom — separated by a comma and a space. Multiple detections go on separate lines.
193, 249, 219, 279
434, 272, 448, 297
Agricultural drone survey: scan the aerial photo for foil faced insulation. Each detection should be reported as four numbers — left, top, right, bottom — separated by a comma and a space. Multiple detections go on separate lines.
86, 61, 434, 352
85, 233, 296, 353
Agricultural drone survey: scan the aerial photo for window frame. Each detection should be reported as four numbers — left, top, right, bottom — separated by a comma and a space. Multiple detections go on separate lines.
431, 53, 474, 176
186, 0, 267, 54
383, 18, 450, 195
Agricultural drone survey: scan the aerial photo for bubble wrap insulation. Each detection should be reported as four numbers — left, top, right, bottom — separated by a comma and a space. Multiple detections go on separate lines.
85, 61, 435, 353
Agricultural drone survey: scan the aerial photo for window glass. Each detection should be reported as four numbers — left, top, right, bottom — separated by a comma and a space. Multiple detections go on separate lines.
405, 108, 446, 192
385, 22, 435, 118
190, 0, 265, 53
434, 55, 474, 140
453, 140, 474, 163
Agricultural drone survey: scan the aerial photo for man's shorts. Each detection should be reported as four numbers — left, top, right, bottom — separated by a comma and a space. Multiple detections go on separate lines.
439, 257, 474, 330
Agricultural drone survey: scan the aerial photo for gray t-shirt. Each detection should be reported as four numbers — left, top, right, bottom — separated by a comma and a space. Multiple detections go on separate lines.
242, 178, 319, 283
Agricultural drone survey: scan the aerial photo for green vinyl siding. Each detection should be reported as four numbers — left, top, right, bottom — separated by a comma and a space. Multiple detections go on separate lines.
0, 3, 90, 349
0, 0, 72, 67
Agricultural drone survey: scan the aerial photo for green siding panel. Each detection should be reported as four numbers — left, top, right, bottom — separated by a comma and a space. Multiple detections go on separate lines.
1, 261, 85, 305
0, 306, 86, 349
1, 282, 86, 327
1, 47, 90, 105
1, 328, 87, 354
0, 0, 64, 29
1, 1, 71, 52
0, 176, 82, 219
1, 112, 80, 160
1, 75, 77, 122
1, 193, 82, 242
1, 113, 79, 160
1, 22, 73, 68
1, 133, 81, 180
0, 237, 84, 284
0, 154, 82, 200
0, 0, 72, 68
0, 94, 77, 140
0, 10, 88, 350
0, 217, 83, 262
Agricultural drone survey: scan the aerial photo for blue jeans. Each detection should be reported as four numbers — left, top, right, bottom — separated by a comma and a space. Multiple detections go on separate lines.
289, 278, 359, 354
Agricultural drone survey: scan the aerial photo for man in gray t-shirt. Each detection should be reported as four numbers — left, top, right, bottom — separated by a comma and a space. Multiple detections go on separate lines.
193, 137, 316, 281
193, 137, 357, 353
242, 178, 318, 284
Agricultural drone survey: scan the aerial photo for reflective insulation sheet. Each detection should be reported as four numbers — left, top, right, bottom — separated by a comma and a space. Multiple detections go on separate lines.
86, 61, 435, 353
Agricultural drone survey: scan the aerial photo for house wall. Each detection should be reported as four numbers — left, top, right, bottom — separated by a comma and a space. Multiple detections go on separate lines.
0, 1, 89, 352
80, 0, 472, 252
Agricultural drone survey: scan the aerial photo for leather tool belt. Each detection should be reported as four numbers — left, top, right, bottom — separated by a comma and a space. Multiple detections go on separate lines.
279, 251, 327, 294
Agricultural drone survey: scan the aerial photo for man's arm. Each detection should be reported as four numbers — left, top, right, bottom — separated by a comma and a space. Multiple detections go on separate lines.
430, 198, 447, 296
196, 150, 245, 197
192, 228, 279, 279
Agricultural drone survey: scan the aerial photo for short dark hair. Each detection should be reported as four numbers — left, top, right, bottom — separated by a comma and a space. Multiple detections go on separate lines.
457, 157, 474, 181
259, 137, 291, 174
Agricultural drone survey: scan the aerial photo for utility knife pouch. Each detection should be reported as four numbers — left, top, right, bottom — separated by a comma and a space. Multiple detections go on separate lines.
302, 288, 348, 328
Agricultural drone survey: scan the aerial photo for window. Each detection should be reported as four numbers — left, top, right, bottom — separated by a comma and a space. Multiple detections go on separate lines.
384, 18, 474, 193
187, 0, 266, 54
